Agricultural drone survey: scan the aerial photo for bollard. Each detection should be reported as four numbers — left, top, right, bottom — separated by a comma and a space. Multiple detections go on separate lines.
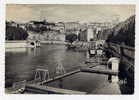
86, 51, 90, 59
107, 57, 120, 82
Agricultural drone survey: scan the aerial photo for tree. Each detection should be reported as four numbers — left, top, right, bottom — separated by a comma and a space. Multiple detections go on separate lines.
6, 26, 28, 40
66, 34, 77, 44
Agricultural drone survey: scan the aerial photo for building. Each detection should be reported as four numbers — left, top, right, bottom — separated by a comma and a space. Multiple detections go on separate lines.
64, 22, 80, 36
86, 22, 117, 41
27, 31, 44, 41
87, 25, 95, 41
78, 29, 87, 41
53, 22, 65, 33
64, 22, 80, 30
27, 30, 65, 42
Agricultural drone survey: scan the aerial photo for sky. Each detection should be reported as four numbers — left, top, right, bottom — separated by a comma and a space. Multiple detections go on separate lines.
6, 4, 135, 23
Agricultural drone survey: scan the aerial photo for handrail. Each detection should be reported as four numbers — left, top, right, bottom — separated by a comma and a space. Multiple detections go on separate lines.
108, 42, 134, 51
106, 42, 134, 66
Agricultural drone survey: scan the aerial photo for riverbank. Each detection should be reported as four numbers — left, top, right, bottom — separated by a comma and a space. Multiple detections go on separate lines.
6, 41, 27, 48
5, 40, 67, 48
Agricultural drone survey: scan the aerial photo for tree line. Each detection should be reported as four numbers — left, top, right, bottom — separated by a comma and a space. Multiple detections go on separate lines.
6, 25, 28, 40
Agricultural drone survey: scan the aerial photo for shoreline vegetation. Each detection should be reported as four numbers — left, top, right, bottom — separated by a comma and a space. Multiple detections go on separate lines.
6, 24, 28, 40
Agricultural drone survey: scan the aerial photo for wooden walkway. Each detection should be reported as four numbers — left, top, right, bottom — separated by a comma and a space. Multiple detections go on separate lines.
40, 63, 100, 85
26, 84, 87, 94
40, 69, 81, 85
80, 67, 118, 75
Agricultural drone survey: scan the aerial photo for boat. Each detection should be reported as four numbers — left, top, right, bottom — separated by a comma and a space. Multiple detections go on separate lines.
27, 40, 41, 48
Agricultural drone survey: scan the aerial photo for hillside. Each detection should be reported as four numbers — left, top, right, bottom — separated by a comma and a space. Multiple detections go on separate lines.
106, 15, 135, 47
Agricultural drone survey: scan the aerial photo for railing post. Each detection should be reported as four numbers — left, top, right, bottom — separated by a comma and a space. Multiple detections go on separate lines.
107, 57, 120, 82
120, 43, 124, 62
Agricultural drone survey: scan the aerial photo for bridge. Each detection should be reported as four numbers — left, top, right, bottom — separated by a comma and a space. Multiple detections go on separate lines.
105, 42, 134, 79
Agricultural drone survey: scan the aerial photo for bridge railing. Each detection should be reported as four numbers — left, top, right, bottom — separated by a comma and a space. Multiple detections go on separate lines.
106, 42, 135, 70
108, 42, 134, 57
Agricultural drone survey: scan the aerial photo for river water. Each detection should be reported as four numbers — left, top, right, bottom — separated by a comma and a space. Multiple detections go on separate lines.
5, 44, 87, 86
5, 44, 133, 94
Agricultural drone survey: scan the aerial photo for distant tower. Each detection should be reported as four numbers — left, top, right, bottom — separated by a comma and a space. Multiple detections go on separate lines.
95, 27, 101, 40
87, 25, 94, 41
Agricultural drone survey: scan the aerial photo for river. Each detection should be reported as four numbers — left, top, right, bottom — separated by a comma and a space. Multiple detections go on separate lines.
5, 44, 87, 87
5, 44, 133, 94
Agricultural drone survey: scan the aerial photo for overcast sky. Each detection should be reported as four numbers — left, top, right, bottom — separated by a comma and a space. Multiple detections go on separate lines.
6, 4, 135, 23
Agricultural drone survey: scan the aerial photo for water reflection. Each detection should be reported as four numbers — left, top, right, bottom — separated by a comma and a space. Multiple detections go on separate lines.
6, 48, 27, 53
55, 60, 66, 76
5, 44, 87, 87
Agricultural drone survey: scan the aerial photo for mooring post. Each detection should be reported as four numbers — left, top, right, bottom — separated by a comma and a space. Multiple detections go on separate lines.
120, 43, 124, 62
86, 51, 90, 59
107, 57, 120, 82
